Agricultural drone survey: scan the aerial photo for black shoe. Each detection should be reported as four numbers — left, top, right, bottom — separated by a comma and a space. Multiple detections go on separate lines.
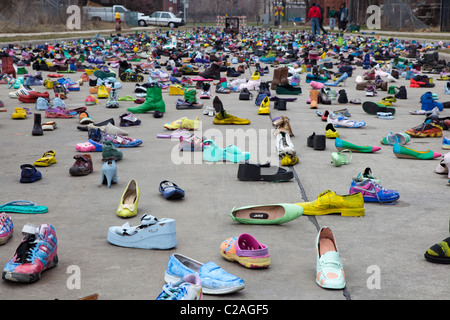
32, 113, 43, 136
237, 162, 294, 182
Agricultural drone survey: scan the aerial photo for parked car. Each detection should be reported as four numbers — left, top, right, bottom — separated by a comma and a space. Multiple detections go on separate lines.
83, 5, 144, 23
138, 11, 185, 28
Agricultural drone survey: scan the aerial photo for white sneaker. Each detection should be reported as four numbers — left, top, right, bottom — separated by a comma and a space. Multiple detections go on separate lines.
9, 85, 31, 99
276, 131, 296, 156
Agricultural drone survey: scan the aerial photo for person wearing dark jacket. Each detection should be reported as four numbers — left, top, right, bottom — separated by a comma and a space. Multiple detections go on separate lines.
317, 3, 327, 34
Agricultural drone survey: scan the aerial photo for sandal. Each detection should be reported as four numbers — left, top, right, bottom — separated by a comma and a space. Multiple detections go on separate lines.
33, 150, 57, 167
424, 237, 450, 264
0, 200, 48, 214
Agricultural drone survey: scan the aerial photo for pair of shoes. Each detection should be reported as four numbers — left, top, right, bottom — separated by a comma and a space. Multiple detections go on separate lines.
295, 190, 365, 217
2, 223, 58, 283
163, 253, 244, 295
277, 131, 296, 155
20, 164, 42, 183
69, 154, 93, 176
220, 233, 270, 268
108, 214, 177, 250
307, 132, 326, 150
230, 203, 303, 225
159, 180, 185, 200
203, 140, 250, 163
237, 162, 294, 182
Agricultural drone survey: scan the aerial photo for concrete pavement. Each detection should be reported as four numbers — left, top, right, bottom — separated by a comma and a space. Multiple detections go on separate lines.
0, 33, 449, 301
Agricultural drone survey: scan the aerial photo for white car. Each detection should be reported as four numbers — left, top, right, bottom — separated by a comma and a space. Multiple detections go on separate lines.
138, 11, 185, 28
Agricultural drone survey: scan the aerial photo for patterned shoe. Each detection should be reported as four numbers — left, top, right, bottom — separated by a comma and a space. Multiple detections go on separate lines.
104, 133, 142, 148
220, 233, 270, 269
0, 213, 13, 245
156, 274, 202, 300
405, 120, 443, 138
45, 106, 75, 118
349, 179, 400, 203
2, 223, 58, 283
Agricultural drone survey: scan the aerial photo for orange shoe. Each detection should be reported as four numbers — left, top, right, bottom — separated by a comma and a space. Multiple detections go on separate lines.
405, 120, 443, 137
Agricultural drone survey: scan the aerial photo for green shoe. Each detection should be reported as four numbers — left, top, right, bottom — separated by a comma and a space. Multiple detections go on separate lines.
17, 67, 28, 75
393, 143, 441, 160
118, 95, 135, 101
380, 131, 411, 146
127, 85, 165, 114
335, 137, 381, 153
331, 149, 352, 167
230, 203, 303, 225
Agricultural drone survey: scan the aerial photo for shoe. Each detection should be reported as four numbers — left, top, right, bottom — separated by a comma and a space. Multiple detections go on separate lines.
295, 190, 365, 217
380, 132, 411, 146
220, 233, 270, 268
97, 85, 109, 99
405, 120, 443, 138
309, 90, 319, 109
79, 112, 94, 125
331, 149, 352, 167
353, 167, 381, 184
276, 131, 296, 156
159, 180, 185, 200
230, 203, 303, 225
117, 179, 139, 218
443, 137, 450, 150
327, 113, 365, 128
335, 137, 381, 153
127, 84, 165, 114
164, 117, 200, 130
104, 133, 142, 148
315, 227, 346, 289
102, 140, 123, 161
119, 112, 141, 127
156, 274, 202, 300
325, 123, 339, 139
393, 143, 442, 160
69, 154, 93, 176
362, 101, 396, 115
424, 237, 450, 264
280, 154, 299, 166
105, 87, 119, 108
349, 179, 400, 203
164, 253, 245, 295
2, 223, 58, 283
32, 113, 43, 136
213, 110, 250, 125
11, 108, 27, 119
85, 95, 98, 106
100, 158, 118, 187
0, 213, 13, 245
258, 96, 270, 115
33, 150, 57, 167
324, 72, 348, 86
237, 162, 294, 182
108, 214, 177, 250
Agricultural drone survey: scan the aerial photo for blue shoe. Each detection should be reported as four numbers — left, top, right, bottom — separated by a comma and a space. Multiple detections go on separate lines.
107, 214, 177, 249
443, 137, 450, 150
349, 179, 399, 203
87, 139, 103, 152
421, 92, 443, 111
324, 72, 348, 86
170, 76, 181, 84
20, 164, 42, 183
101, 158, 118, 188
159, 180, 185, 200
164, 253, 245, 295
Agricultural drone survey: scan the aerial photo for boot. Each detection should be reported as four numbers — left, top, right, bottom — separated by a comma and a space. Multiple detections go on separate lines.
310, 90, 319, 109
127, 84, 165, 114
271, 67, 282, 90
69, 154, 93, 176
199, 62, 221, 80
32, 113, 43, 136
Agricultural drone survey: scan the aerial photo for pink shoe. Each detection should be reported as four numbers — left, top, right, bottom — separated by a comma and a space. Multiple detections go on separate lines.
75, 142, 96, 152
310, 81, 325, 89
0, 213, 13, 245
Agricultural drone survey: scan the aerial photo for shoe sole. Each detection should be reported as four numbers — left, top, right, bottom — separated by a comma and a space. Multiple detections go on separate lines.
2, 255, 58, 283
220, 251, 270, 269
164, 272, 245, 295
362, 101, 396, 115
301, 208, 364, 217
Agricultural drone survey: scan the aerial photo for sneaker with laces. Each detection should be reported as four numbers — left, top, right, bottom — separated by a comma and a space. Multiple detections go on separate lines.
2, 223, 58, 283
349, 179, 399, 203
405, 120, 443, 137
295, 190, 365, 216
156, 274, 202, 300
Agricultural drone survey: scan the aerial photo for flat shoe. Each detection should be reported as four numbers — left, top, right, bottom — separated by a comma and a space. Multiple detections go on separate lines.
159, 180, 185, 200
230, 203, 303, 225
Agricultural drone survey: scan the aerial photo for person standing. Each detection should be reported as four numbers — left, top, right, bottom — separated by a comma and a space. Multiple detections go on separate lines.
329, 6, 338, 30
317, 3, 327, 35
338, 3, 348, 32
308, 3, 322, 36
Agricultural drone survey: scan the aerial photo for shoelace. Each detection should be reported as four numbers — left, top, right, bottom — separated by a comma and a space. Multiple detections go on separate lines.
160, 283, 187, 300
14, 234, 37, 264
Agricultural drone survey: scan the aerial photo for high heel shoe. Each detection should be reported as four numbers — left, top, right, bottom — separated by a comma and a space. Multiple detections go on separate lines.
117, 179, 140, 218
101, 157, 118, 188
324, 72, 348, 87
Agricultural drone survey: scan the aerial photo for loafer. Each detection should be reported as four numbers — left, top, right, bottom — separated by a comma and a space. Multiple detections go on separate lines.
295, 190, 365, 217
164, 253, 245, 295
316, 226, 346, 289
107, 214, 177, 249
230, 203, 303, 225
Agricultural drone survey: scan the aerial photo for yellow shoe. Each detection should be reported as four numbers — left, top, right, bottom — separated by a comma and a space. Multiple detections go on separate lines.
33, 150, 57, 167
11, 107, 27, 119
179, 117, 200, 130
117, 179, 140, 218
97, 85, 109, 99
213, 111, 251, 125
258, 96, 270, 115
251, 71, 260, 80
281, 155, 299, 166
169, 85, 184, 95
325, 123, 339, 139
295, 190, 365, 217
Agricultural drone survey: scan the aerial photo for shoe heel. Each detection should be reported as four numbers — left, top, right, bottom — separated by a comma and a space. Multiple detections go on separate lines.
101, 159, 117, 188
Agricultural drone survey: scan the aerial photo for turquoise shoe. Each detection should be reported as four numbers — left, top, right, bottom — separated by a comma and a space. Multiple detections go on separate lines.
224, 145, 250, 163
203, 140, 224, 162
316, 226, 346, 289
